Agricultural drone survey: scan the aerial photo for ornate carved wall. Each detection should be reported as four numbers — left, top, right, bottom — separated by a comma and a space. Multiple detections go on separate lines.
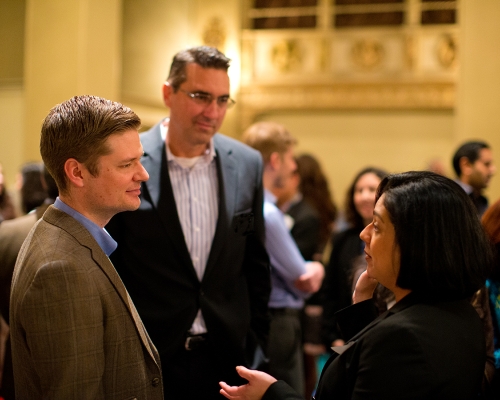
239, 0, 459, 128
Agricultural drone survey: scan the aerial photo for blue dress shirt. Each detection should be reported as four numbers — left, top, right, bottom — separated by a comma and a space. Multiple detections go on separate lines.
54, 197, 117, 256
264, 190, 310, 309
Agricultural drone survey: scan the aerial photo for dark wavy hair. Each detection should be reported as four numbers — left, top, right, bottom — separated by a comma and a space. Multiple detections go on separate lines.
20, 162, 47, 214
377, 171, 492, 300
345, 167, 388, 231
296, 154, 337, 249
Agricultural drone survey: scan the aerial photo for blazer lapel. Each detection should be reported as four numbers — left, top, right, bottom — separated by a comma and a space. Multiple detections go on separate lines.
348, 293, 418, 343
140, 123, 164, 208
44, 207, 160, 366
203, 135, 237, 280
141, 125, 196, 278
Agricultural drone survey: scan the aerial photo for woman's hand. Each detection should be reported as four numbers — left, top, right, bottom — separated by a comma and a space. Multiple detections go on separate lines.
352, 270, 378, 304
219, 366, 277, 400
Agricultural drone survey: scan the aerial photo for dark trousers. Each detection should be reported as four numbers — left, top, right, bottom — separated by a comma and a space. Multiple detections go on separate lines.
161, 338, 244, 400
268, 308, 305, 396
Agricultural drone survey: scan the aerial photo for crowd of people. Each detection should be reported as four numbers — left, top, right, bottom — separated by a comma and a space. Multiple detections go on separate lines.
0, 45, 498, 400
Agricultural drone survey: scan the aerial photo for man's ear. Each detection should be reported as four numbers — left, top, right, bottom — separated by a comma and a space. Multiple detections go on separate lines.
163, 82, 173, 108
64, 158, 85, 188
459, 156, 473, 178
269, 152, 282, 171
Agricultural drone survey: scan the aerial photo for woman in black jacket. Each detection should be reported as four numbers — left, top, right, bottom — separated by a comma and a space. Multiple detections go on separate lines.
220, 171, 492, 400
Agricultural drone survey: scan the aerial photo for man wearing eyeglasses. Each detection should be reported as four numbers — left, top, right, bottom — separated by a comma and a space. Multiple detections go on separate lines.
107, 46, 271, 400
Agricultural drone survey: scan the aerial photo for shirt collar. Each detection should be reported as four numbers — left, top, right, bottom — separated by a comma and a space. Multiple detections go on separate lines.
160, 118, 216, 167
54, 197, 117, 256
454, 179, 474, 195
264, 189, 277, 205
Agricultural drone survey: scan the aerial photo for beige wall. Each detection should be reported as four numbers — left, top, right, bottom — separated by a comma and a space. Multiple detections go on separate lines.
0, 0, 26, 187
24, 0, 123, 161
0, 87, 24, 194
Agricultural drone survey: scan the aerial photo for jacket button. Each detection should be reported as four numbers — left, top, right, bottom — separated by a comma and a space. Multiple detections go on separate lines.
152, 377, 160, 387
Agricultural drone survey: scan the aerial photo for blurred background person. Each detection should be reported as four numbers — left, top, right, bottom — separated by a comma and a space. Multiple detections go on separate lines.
243, 122, 324, 396
16, 162, 47, 215
0, 164, 16, 223
0, 166, 58, 400
452, 140, 496, 216
426, 157, 447, 176
275, 153, 337, 398
322, 167, 388, 348
481, 198, 500, 398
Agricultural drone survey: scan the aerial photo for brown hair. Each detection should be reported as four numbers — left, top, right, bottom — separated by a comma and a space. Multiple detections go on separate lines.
482, 198, 500, 245
40, 95, 141, 194
296, 154, 337, 249
482, 198, 500, 281
242, 121, 297, 164
167, 46, 231, 91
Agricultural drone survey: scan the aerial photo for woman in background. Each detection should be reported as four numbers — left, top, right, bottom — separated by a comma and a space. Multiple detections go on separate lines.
322, 167, 387, 347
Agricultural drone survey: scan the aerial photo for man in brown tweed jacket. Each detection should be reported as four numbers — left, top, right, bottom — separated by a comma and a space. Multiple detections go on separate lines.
9, 95, 163, 399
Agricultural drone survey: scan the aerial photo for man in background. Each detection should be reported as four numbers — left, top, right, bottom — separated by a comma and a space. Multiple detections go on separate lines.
9, 95, 162, 399
242, 121, 324, 395
452, 140, 496, 216
0, 166, 57, 400
107, 46, 270, 399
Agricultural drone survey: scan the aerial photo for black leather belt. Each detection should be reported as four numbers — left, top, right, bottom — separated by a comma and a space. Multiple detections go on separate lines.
184, 333, 208, 351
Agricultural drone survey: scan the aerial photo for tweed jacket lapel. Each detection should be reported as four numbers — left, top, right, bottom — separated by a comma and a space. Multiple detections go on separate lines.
43, 206, 159, 366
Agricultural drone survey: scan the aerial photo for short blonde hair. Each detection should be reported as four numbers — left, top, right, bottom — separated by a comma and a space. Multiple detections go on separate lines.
242, 122, 296, 164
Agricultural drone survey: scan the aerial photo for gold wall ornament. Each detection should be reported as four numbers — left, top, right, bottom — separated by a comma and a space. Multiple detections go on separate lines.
351, 39, 385, 70
271, 40, 303, 72
405, 35, 416, 71
203, 17, 226, 50
437, 34, 457, 69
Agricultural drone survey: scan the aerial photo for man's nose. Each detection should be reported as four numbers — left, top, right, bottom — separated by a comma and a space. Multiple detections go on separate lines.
136, 163, 149, 182
203, 98, 222, 118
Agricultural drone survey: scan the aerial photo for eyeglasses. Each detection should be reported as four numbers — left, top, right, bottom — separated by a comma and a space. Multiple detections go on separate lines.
179, 89, 236, 109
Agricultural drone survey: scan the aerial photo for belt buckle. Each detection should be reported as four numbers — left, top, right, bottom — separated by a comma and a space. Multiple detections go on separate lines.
185, 335, 205, 351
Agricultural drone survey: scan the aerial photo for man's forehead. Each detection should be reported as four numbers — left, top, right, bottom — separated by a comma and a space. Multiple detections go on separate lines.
478, 148, 493, 162
183, 64, 229, 90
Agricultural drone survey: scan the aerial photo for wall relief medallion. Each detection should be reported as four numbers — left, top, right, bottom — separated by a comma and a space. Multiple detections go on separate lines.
437, 34, 457, 69
271, 39, 303, 72
203, 17, 226, 50
351, 39, 385, 69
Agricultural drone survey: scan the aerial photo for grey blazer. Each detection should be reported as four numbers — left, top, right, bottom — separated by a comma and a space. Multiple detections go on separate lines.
10, 206, 163, 399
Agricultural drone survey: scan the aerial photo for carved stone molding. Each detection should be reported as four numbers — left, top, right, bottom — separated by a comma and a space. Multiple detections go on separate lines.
238, 82, 455, 130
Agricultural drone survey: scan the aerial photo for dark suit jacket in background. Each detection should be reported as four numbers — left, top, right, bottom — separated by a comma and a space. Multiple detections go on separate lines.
322, 227, 364, 345
263, 293, 485, 400
286, 199, 321, 262
10, 207, 163, 399
107, 124, 271, 382
0, 204, 49, 399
